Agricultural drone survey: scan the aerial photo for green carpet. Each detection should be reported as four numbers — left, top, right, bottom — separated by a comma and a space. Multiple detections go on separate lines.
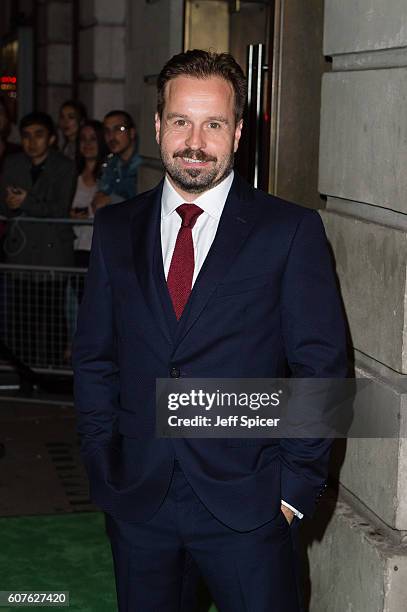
0, 513, 116, 611
0, 513, 217, 611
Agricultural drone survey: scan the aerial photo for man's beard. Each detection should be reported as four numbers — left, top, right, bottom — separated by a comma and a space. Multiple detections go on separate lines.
160, 146, 234, 194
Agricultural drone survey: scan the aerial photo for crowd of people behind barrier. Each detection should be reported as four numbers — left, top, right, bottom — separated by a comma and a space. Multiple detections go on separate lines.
0, 95, 142, 367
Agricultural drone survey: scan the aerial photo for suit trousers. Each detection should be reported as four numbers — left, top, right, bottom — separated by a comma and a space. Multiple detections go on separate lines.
105, 461, 302, 612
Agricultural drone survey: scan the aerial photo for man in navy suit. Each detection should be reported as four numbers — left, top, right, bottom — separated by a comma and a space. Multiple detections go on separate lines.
73, 50, 347, 611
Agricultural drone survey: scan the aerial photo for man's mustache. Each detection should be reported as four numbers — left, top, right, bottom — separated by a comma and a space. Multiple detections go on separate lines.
174, 149, 217, 162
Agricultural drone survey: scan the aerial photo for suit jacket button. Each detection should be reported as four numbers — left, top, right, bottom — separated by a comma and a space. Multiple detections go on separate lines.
170, 367, 180, 378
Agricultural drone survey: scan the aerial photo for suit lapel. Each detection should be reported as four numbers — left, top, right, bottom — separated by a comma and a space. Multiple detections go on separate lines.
152, 241, 180, 341
131, 181, 173, 345
174, 174, 259, 345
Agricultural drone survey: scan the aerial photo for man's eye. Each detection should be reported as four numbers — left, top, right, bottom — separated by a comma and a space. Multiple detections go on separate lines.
208, 122, 221, 129
175, 119, 187, 127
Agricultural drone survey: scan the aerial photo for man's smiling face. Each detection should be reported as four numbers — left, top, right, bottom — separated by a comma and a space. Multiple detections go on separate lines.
155, 75, 242, 200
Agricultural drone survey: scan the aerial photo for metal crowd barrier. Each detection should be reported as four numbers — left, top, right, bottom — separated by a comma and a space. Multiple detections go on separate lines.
0, 263, 87, 374
0, 216, 93, 374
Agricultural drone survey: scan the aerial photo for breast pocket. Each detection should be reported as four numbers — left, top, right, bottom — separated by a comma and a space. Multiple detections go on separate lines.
216, 272, 271, 298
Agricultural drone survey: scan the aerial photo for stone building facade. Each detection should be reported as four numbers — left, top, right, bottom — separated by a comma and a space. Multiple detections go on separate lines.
1, 0, 407, 609
308, 1, 407, 610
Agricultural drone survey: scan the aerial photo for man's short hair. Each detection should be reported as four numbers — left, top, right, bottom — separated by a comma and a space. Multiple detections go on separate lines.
19, 112, 55, 137
157, 49, 247, 123
104, 110, 135, 130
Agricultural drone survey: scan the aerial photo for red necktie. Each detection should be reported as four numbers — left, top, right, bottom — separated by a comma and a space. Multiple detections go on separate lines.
167, 203, 203, 320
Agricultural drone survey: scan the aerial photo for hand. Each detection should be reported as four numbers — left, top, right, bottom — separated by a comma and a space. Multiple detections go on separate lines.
91, 192, 111, 213
5, 186, 27, 209
70, 208, 89, 219
280, 504, 294, 525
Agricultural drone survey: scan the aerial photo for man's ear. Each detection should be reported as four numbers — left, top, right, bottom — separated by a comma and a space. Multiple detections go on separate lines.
233, 119, 243, 153
154, 112, 161, 146
129, 127, 136, 142
49, 134, 56, 147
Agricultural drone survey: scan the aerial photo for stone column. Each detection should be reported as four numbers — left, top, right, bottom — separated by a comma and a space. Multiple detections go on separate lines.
307, 1, 407, 610
36, 0, 73, 118
78, 0, 126, 119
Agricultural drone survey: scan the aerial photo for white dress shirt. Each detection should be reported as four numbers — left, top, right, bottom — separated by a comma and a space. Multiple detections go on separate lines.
160, 171, 303, 521
161, 171, 233, 284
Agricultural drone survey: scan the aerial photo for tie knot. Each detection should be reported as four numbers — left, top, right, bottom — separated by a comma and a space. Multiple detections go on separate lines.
176, 203, 203, 229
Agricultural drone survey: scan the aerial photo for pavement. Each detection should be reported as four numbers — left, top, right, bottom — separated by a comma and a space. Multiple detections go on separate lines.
0, 392, 94, 517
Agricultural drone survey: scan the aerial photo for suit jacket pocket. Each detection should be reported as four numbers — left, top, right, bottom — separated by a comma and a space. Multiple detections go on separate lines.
216, 272, 271, 297
105, 434, 142, 493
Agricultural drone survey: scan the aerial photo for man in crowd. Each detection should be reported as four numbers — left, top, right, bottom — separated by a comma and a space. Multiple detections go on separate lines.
0, 111, 76, 366
0, 111, 76, 265
91, 110, 141, 210
74, 50, 347, 611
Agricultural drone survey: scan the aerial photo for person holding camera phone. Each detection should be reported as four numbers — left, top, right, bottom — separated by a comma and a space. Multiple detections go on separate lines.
70, 120, 109, 269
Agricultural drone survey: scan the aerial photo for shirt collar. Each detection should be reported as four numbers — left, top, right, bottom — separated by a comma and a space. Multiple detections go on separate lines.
161, 170, 234, 220
30, 159, 47, 172
115, 148, 140, 168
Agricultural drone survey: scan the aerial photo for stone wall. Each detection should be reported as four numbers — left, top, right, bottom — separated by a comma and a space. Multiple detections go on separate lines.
78, 0, 126, 120
308, 1, 407, 609
36, 0, 73, 119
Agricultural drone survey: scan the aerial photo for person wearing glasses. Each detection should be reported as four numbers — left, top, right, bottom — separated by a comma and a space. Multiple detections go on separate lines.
91, 110, 141, 211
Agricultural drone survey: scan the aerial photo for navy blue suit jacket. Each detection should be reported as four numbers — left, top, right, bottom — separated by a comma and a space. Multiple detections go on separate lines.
73, 173, 347, 530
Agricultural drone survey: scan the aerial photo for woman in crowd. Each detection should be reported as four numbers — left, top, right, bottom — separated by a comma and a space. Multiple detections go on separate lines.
65, 119, 108, 361
58, 99, 87, 160
70, 119, 108, 267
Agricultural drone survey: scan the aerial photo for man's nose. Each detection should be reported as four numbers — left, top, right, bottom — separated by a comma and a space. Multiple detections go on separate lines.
185, 125, 205, 150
